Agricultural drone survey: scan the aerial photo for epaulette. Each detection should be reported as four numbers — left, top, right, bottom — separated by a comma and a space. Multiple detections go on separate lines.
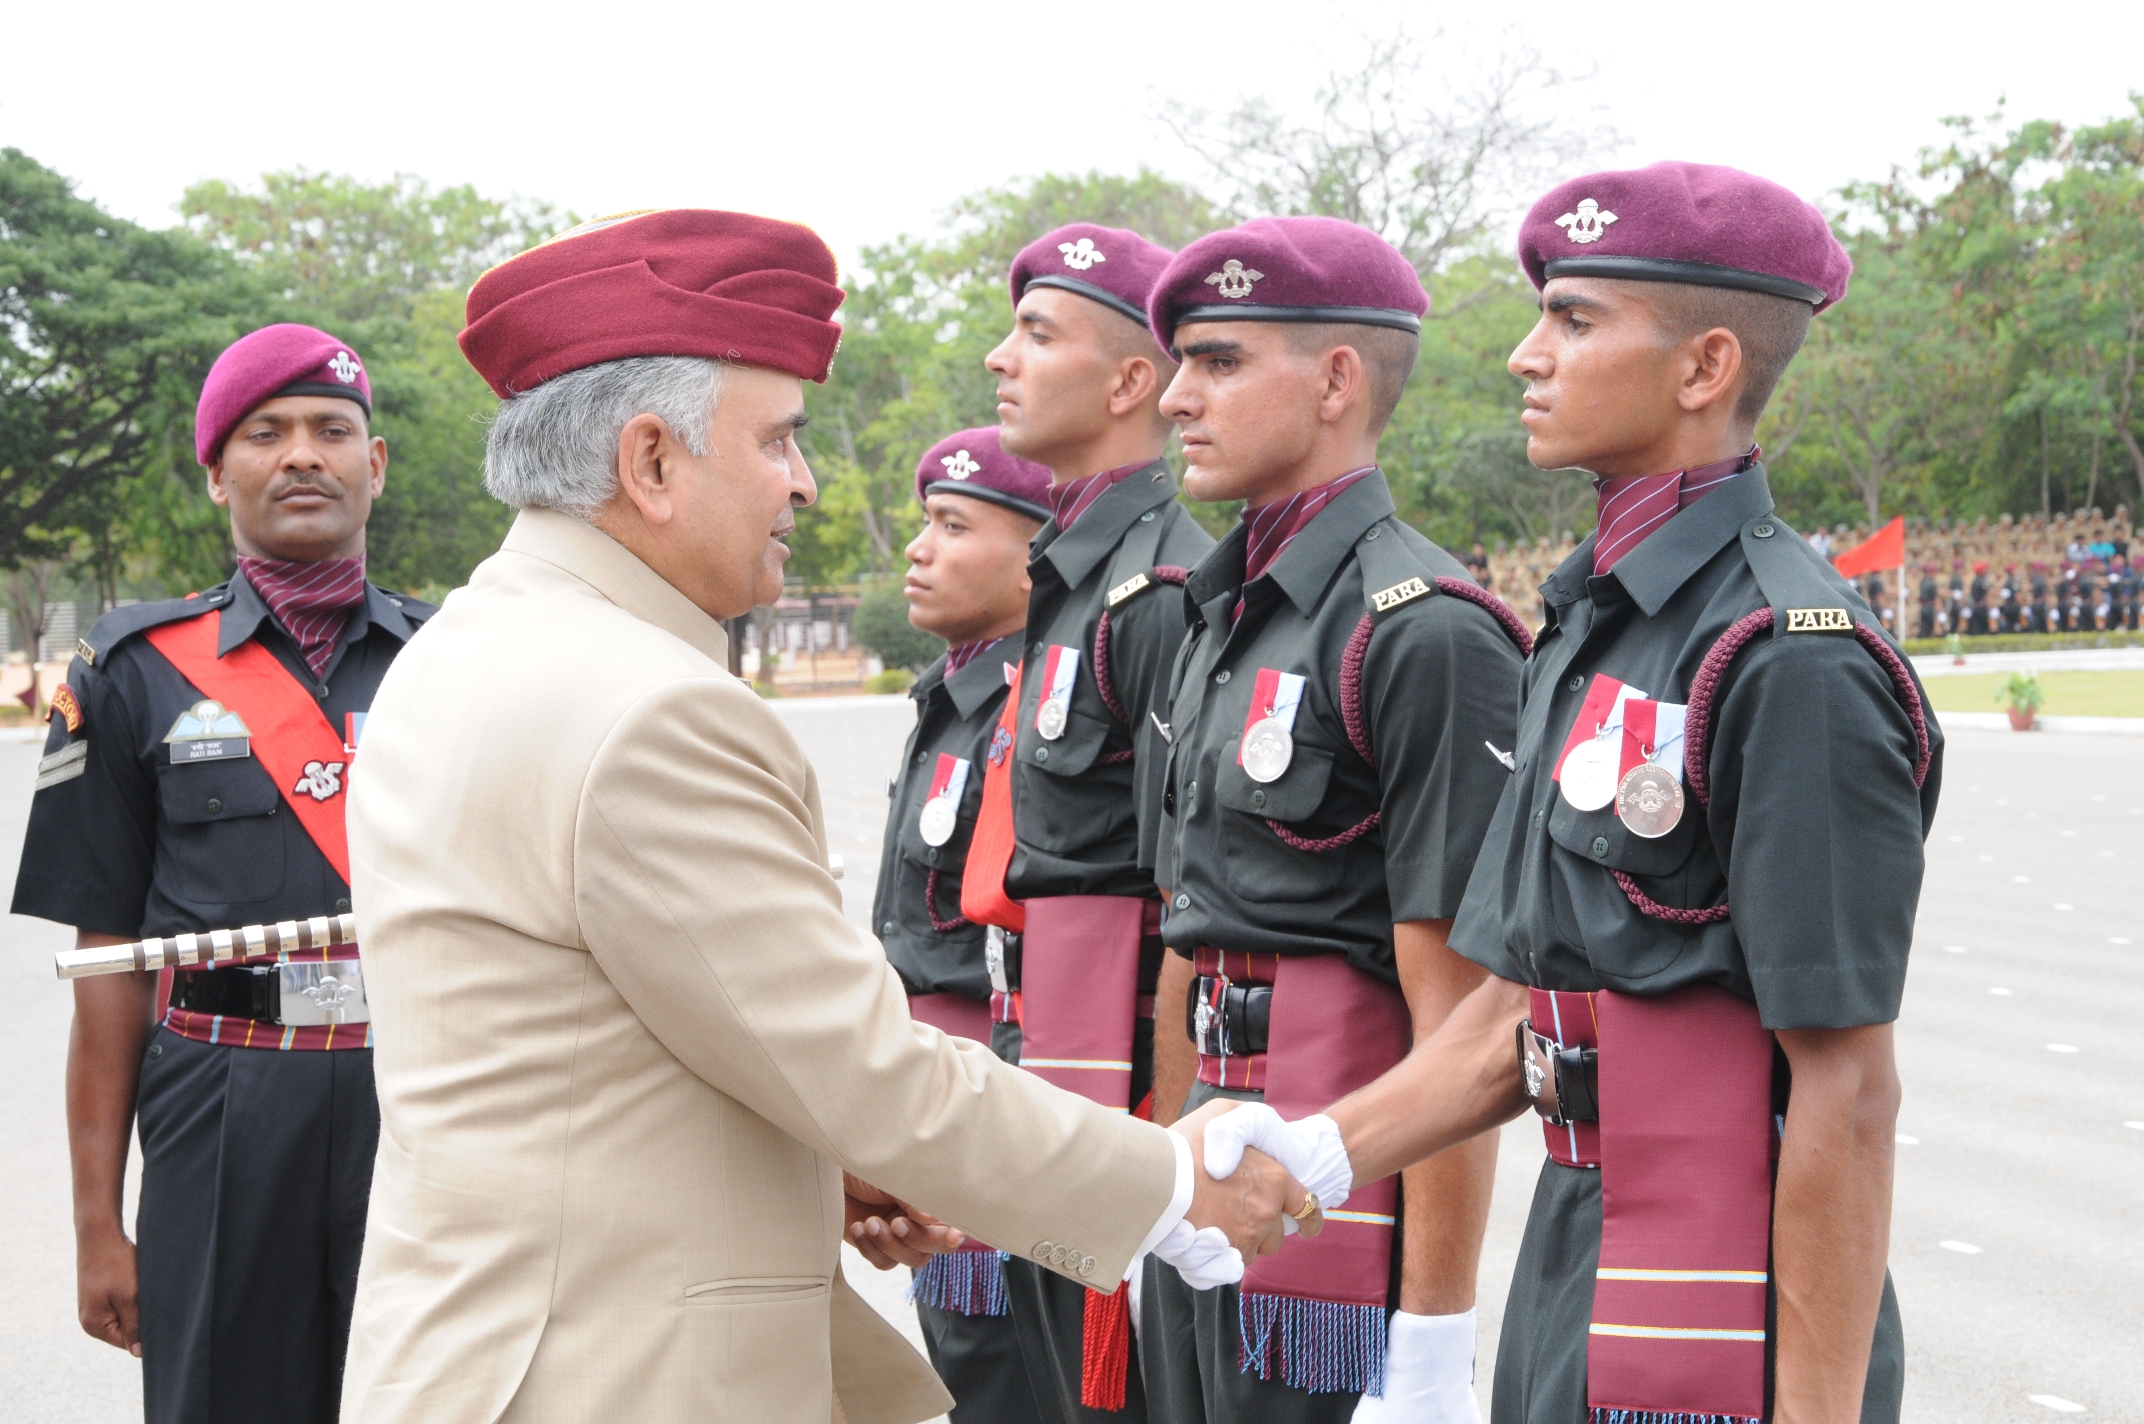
376, 589, 441, 626
72, 586, 238, 669
1737, 514, 1879, 642
1355, 518, 1451, 622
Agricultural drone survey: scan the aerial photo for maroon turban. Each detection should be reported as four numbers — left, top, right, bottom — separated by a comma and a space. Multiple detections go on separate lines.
1518, 161, 1852, 312
1148, 216, 1428, 351
1009, 223, 1175, 352
195, 324, 371, 466
460, 209, 846, 397
915, 427, 1052, 522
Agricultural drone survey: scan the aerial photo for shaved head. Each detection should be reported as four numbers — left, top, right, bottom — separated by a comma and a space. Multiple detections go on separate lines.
1278, 323, 1419, 435
1641, 284, 1813, 427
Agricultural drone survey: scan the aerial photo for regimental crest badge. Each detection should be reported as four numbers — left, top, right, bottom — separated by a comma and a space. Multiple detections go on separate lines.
941, 449, 980, 480
1205, 259, 1264, 299
1058, 237, 1106, 271
328, 350, 363, 384
1555, 199, 1617, 244
292, 759, 346, 802
164, 699, 251, 742
52, 682, 83, 734
1785, 607, 1854, 633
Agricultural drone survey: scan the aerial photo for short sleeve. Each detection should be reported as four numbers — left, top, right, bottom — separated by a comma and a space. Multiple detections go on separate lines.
1367, 598, 1525, 923
1707, 636, 1937, 1030
10, 658, 157, 936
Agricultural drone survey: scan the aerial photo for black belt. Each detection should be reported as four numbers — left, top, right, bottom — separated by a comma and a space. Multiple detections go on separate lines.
170, 966, 279, 1022
1186, 973, 1271, 1057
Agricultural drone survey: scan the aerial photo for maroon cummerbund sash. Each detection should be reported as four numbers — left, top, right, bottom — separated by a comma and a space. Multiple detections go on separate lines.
1531, 985, 1775, 1424
1237, 952, 1411, 1396
1017, 896, 1158, 1110
1192, 947, 1276, 1091
907, 989, 993, 1043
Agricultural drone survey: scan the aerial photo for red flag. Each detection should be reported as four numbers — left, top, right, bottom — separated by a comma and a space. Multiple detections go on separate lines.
1833, 516, 1904, 579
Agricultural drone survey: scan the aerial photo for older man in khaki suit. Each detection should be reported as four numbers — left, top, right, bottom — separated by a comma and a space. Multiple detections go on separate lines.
339, 210, 1302, 1424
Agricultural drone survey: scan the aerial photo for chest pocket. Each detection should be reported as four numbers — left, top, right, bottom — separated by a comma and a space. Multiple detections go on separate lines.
1017, 706, 1132, 854
155, 759, 288, 906
1214, 737, 1344, 902
1545, 789, 1702, 879
1022, 705, 1116, 779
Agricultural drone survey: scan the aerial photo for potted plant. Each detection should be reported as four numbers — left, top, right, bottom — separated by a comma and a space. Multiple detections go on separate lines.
1997, 671, 2044, 731
1946, 632, 1965, 666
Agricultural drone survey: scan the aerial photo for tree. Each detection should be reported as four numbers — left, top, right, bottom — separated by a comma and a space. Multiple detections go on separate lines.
851, 583, 942, 672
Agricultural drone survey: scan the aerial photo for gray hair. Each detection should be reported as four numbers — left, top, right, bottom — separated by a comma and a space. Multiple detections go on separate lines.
482, 356, 724, 517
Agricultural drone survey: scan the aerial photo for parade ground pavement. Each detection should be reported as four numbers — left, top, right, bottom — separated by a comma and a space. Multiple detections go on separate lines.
3, 703, 2137, 1421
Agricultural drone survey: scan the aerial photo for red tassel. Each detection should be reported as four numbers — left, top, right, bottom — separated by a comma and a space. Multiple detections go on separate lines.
1080, 1282, 1132, 1411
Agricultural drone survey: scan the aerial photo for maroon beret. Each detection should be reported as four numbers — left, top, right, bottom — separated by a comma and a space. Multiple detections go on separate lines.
1518, 161, 1852, 312
915, 426, 1052, 522
195, 323, 372, 466
1148, 216, 1427, 350
1009, 223, 1175, 338
460, 209, 846, 397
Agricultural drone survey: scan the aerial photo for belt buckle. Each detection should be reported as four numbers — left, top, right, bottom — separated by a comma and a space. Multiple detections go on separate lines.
1191, 975, 1230, 1058
985, 927, 1016, 995
1518, 1019, 1566, 1125
276, 960, 370, 1026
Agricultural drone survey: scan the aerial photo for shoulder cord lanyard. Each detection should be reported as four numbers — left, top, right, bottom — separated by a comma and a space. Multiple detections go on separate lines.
1090, 565, 1191, 764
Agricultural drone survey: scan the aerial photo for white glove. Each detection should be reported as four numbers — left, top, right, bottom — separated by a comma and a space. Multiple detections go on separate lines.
1200, 1104, 1354, 1229
1147, 1219, 1243, 1290
1350, 1309, 1481, 1423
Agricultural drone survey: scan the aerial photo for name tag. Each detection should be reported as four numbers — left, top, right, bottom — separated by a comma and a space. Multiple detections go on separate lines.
170, 738, 250, 763
1785, 607, 1853, 633
1371, 577, 1430, 612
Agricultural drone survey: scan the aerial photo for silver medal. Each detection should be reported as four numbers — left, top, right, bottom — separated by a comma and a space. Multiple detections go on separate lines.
1558, 736, 1620, 812
918, 794, 958, 847
1241, 717, 1294, 783
1037, 696, 1069, 741
1614, 763, 1684, 838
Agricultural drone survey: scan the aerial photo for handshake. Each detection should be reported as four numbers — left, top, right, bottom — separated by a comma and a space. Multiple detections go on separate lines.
847, 1102, 1353, 1290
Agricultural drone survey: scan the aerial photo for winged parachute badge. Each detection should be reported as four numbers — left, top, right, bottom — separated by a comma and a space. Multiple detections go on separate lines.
1205, 259, 1264, 299
1555, 199, 1617, 244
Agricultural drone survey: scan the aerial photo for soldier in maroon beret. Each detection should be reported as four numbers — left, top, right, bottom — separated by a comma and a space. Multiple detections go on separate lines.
1200, 162, 1939, 1424
1139, 215, 1526, 1424
981, 223, 1217, 1423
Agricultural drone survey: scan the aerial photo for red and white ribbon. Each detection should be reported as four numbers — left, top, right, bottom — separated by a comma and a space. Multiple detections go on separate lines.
928, 753, 972, 802
1237, 668, 1306, 763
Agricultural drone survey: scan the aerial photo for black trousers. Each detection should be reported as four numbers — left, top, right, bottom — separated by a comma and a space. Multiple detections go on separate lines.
134, 1027, 378, 1424
1137, 1082, 1361, 1424
1003, 1256, 1150, 1423
922, 1299, 1048, 1423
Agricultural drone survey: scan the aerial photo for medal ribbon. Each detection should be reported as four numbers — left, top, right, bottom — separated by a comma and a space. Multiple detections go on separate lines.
1618, 699, 1688, 783
1554, 673, 1649, 783
927, 753, 971, 803
1038, 644, 1080, 727
1237, 668, 1305, 764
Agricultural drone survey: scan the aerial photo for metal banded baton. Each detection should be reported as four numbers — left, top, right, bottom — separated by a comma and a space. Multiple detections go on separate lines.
54, 914, 360, 980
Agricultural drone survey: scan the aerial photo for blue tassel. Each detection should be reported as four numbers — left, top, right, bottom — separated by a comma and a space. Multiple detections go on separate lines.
1236, 1293, 1388, 1396
908, 1250, 1011, 1317
1589, 1411, 1761, 1424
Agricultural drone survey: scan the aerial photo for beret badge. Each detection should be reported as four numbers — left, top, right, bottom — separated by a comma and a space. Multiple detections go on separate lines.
1058, 238, 1106, 271
1204, 259, 1265, 299
1555, 199, 1617, 245
941, 449, 980, 480
328, 350, 364, 383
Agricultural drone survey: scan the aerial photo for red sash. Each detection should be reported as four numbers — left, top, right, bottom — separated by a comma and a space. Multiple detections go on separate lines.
146, 610, 352, 884
959, 665, 1026, 932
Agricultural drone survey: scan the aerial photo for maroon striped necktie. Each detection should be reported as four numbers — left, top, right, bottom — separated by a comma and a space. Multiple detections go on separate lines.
1048, 461, 1147, 531
236, 557, 368, 678
1234, 466, 1377, 622
1591, 449, 1756, 577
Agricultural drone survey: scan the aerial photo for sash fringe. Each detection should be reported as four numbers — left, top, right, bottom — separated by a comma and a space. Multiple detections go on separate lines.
1237, 1292, 1387, 1397
1590, 1411, 1761, 1424
1080, 1282, 1134, 1410
908, 1250, 1010, 1317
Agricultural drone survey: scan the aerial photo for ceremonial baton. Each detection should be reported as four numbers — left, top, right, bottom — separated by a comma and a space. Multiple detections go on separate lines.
54, 914, 359, 980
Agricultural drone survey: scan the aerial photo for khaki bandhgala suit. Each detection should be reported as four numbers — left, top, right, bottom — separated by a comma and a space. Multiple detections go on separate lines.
341, 510, 1178, 1424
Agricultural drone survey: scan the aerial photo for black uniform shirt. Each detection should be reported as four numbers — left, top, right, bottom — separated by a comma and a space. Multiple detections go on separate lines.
871, 638, 1016, 1001
1450, 467, 1942, 1030
1005, 461, 1214, 899
1155, 472, 1522, 982
14, 575, 433, 939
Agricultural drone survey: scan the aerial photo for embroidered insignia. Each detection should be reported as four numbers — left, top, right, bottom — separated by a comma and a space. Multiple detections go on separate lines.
76, 638, 96, 666
1058, 237, 1106, 271
1370, 577, 1432, 612
35, 741, 88, 790
1205, 259, 1264, 299
1106, 572, 1152, 607
1555, 199, 1617, 244
941, 449, 981, 480
328, 350, 363, 384
52, 683, 83, 734
1785, 607, 1854, 632
164, 699, 252, 742
292, 760, 346, 802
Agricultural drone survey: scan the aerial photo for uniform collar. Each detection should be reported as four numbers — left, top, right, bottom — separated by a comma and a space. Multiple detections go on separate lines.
1186, 468, 1398, 619
211, 569, 414, 657
942, 637, 1015, 719
499, 508, 730, 666
1031, 459, 1177, 589
1543, 466, 1776, 620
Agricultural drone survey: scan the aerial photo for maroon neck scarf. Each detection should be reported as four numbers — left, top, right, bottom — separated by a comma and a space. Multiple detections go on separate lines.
1234, 466, 1376, 623
1048, 461, 1148, 531
237, 556, 367, 678
1591, 448, 1757, 577
943, 632, 1013, 679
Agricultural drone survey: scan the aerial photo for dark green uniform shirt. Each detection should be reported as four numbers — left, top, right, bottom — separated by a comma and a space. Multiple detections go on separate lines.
1451, 467, 1937, 1424
1005, 461, 1214, 899
871, 639, 1016, 1001
1155, 471, 1523, 981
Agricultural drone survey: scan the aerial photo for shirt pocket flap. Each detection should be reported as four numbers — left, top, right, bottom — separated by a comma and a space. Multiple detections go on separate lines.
1546, 788, 1698, 877
157, 759, 282, 826
1023, 706, 1115, 778
1216, 738, 1335, 824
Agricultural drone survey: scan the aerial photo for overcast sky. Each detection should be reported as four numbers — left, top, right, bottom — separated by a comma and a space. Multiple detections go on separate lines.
6, 0, 2140, 268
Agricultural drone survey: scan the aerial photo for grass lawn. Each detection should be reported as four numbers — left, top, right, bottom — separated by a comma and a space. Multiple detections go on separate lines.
1924, 669, 2144, 719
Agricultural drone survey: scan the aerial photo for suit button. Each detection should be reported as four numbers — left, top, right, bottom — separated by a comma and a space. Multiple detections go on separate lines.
1591, 837, 1610, 858
1033, 1242, 1053, 1261
1175, 893, 1189, 910
1050, 1245, 1069, 1265
1035, 748, 1049, 763
1078, 1257, 1096, 1279
205, 797, 223, 814
1251, 790, 1266, 809
1567, 675, 1584, 692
